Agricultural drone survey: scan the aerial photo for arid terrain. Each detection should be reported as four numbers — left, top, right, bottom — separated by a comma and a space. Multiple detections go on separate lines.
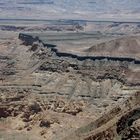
0, 19, 140, 140
1, 0, 140, 21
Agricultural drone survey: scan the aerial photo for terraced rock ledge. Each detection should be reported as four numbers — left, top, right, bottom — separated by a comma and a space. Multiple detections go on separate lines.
19, 33, 140, 86
0, 33, 139, 140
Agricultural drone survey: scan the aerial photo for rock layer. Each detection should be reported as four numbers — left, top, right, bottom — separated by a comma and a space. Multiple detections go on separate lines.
0, 33, 139, 140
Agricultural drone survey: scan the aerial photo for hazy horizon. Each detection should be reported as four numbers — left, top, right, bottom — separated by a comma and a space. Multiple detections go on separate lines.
0, 0, 140, 21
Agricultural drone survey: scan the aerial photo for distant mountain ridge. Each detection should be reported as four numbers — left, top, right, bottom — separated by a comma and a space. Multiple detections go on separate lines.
0, 0, 140, 20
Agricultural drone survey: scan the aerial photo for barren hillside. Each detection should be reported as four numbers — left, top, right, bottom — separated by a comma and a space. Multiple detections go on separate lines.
0, 32, 139, 140
85, 36, 140, 59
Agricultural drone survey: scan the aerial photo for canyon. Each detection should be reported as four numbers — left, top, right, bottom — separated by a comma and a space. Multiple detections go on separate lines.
0, 30, 139, 139
0, 0, 140, 139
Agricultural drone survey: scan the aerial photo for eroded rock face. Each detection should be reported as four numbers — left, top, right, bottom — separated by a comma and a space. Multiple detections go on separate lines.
28, 101, 42, 113
40, 58, 128, 84
0, 106, 12, 118
117, 108, 140, 139
0, 90, 88, 140
0, 34, 140, 140
18, 33, 139, 86
121, 127, 140, 140
62, 93, 139, 140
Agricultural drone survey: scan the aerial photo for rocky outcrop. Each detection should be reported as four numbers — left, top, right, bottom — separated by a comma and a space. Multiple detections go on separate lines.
63, 92, 140, 140
117, 108, 140, 139
0, 32, 139, 140
19, 33, 40, 46
19, 33, 140, 64
18, 33, 140, 86
52, 47, 140, 64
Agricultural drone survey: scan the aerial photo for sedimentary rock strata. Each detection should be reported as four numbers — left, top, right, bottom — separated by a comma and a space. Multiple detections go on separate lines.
0, 33, 139, 140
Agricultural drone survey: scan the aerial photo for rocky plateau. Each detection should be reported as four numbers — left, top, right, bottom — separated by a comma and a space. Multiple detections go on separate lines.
0, 32, 140, 140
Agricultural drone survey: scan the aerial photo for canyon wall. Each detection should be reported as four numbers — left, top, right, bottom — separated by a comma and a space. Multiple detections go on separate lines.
19, 33, 140, 64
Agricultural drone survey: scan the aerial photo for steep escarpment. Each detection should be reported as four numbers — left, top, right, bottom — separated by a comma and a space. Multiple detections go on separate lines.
63, 92, 140, 140
19, 33, 140, 86
0, 33, 139, 140
19, 33, 140, 63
